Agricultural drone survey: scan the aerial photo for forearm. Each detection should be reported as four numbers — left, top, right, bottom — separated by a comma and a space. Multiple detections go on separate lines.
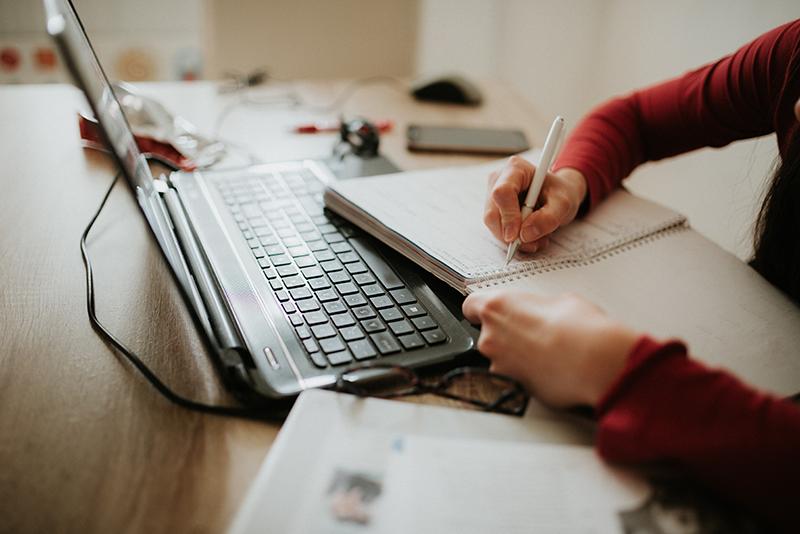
597, 337, 800, 530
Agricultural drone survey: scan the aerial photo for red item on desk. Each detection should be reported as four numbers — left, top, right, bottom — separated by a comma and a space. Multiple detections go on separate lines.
78, 114, 196, 171
293, 119, 393, 134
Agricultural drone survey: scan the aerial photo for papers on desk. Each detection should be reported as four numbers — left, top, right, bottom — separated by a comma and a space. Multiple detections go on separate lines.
324, 157, 800, 396
229, 390, 759, 534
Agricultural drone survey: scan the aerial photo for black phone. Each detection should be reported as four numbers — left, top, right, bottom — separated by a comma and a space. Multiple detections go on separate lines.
406, 124, 530, 155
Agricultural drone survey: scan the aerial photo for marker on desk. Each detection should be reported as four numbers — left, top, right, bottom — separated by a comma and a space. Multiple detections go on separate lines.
504, 116, 565, 266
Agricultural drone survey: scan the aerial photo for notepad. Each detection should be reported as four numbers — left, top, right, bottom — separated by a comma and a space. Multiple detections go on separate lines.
324, 160, 800, 396
325, 161, 686, 292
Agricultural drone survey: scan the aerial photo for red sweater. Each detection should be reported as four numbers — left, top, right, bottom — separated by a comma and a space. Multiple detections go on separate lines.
554, 20, 800, 530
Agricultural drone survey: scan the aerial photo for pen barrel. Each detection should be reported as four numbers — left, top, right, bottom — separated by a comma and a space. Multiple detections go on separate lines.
522, 117, 564, 209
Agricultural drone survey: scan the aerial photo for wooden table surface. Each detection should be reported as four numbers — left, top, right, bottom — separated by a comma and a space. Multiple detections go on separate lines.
0, 80, 545, 534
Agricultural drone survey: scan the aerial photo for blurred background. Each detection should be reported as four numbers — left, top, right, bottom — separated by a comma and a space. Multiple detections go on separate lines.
1, 0, 799, 258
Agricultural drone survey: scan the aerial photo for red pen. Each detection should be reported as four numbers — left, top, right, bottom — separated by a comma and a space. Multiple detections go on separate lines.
292, 119, 394, 134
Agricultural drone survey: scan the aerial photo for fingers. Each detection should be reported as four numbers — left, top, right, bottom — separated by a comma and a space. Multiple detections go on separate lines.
484, 156, 535, 243
519, 193, 571, 244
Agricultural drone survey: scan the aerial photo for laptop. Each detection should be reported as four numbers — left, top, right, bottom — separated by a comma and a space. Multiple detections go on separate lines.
44, 0, 474, 401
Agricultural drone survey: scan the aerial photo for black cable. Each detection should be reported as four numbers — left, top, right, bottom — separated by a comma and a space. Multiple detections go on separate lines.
80, 172, 282, 422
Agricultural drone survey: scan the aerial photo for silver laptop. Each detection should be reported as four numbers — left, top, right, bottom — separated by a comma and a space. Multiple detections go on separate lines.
44, 0, 474, 400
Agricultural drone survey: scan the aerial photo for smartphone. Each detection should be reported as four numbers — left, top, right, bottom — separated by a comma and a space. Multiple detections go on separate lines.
406, 124, 530, 155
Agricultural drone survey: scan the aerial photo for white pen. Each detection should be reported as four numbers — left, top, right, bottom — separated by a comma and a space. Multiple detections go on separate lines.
504, 116, 565, 266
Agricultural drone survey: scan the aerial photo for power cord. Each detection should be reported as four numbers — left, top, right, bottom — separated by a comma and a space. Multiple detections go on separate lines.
80, 171, 285, 422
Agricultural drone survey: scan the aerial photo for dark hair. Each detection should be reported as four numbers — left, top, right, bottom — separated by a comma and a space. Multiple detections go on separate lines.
752, 126, 800, 303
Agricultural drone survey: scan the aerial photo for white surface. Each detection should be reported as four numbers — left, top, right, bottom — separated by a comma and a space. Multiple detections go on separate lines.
227, 389, 624, 534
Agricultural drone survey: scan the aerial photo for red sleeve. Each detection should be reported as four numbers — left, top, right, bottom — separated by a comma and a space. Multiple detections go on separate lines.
596, 337, 800, 531
553, 20, 800, 209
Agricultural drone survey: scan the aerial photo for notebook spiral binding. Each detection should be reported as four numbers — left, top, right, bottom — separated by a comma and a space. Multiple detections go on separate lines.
467, 218, 689, 291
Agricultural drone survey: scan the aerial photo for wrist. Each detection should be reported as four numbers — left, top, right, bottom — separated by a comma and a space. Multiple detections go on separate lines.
554, 167, 588, 214
579, 322, 640, 408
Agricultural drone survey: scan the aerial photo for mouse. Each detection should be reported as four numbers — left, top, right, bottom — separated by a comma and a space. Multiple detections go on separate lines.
410, 74, 483, 106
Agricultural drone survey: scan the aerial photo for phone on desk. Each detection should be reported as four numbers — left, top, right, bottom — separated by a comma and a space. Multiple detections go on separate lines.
406, 124, 530, 156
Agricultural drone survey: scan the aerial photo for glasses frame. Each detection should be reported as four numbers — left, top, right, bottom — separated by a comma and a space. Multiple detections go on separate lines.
334, 363, 529, 416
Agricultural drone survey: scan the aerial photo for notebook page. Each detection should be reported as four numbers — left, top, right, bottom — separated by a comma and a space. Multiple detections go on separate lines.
475, 228, 800, 396
328, 161, 685, 286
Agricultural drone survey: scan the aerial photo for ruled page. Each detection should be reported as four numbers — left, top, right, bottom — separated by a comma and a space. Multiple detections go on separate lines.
326, 157, 685, 288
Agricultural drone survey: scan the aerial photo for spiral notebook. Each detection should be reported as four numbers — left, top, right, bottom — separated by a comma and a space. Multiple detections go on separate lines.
324, 160, 800, 396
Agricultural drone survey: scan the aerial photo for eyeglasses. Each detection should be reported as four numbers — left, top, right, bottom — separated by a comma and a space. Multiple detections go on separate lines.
334, 363, 529, 416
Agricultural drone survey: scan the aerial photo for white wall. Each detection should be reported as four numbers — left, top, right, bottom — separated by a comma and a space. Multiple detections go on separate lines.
416, 0, 800, 259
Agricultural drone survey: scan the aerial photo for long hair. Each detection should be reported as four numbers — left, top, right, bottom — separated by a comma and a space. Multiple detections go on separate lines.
752, 126, 800, 303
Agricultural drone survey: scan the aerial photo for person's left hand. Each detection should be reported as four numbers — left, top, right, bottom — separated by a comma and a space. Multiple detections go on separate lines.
462, 289, 641, 408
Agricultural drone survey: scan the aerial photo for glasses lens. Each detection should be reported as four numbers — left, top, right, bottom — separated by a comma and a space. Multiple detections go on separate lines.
440, 368, 528, 414
338, 365, 417, 397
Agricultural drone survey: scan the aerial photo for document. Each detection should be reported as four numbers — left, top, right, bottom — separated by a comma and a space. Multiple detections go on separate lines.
229, 390, 763, 534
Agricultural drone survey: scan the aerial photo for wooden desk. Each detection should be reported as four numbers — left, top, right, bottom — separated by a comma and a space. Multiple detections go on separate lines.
0, 80, 544, 533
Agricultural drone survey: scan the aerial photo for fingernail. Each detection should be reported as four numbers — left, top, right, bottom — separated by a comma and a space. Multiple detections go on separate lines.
521, 225, 539, 243
503, 224, 515, 242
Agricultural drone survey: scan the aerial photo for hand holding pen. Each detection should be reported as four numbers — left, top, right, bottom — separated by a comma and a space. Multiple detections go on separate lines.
482, 116, 588, 263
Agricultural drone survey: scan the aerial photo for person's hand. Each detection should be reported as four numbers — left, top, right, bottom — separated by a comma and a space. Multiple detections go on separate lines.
484, 156, 587, 253
462, 289, 641, 408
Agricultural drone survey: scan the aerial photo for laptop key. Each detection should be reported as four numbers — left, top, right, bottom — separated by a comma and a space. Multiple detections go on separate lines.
282, 302, 296, 314
308, 240, 328, 252
283, 276, 305, 289
379, 307, 403, 322
257, 257, 271, 269
422, 328, 447, 345
332, 312, 356, 328
269, 279, 283, 291
320, 337, 346, 354
303, 338, 319, 353
311, 323, 336, 339
308, 277, 331, 290
296, 256, 317, 269
331, 242, 352, 254
316, 288, 338, 302
337, 282, 358, 295
345, 262, 368, 275
324, 300, 347, 315
344, 293, 367, 307
304, 311, 328, 325
390, 288, 416, 305
297, 299, 320, 313
362, 284, 384, 297
337, 251, 359, 264
277, 265, 298, 277
340, 325, 365, 341
320, 260, 344, 272
353, 306, 376, 320
389, 319, 414, 336
329, 271, 350, 284
262, 266, 277, 279
361, 318, 385, 333
398, 332, 425, 350
290, 287, 312, 300
326, 350, 353, 366
296, 326, 311, 339
274, 289, 289, 302
349, 238, 405, 290
289, 314, 304, 327
348, 339, 377, 360
370, 295, 393, 309
265, 245, 284, 256
314, 249, 336, 262
353, 273, 376, 285
324, 233, 346, 244
402, 303, 427, 317
370, 332, 401, 355
411, 315, 438, 331
271, 254, 292, 266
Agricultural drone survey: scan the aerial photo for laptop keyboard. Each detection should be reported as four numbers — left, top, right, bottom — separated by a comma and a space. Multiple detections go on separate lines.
215, 167, 448, 369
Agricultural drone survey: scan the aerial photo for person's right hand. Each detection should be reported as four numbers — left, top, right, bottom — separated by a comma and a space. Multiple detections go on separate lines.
484, 156, 588, 253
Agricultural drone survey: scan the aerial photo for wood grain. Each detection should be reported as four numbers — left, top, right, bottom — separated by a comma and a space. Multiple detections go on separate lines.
0, 81, 544, 534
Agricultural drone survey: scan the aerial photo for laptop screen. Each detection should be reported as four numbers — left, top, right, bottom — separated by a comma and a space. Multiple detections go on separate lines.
44, 0, 154, 196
